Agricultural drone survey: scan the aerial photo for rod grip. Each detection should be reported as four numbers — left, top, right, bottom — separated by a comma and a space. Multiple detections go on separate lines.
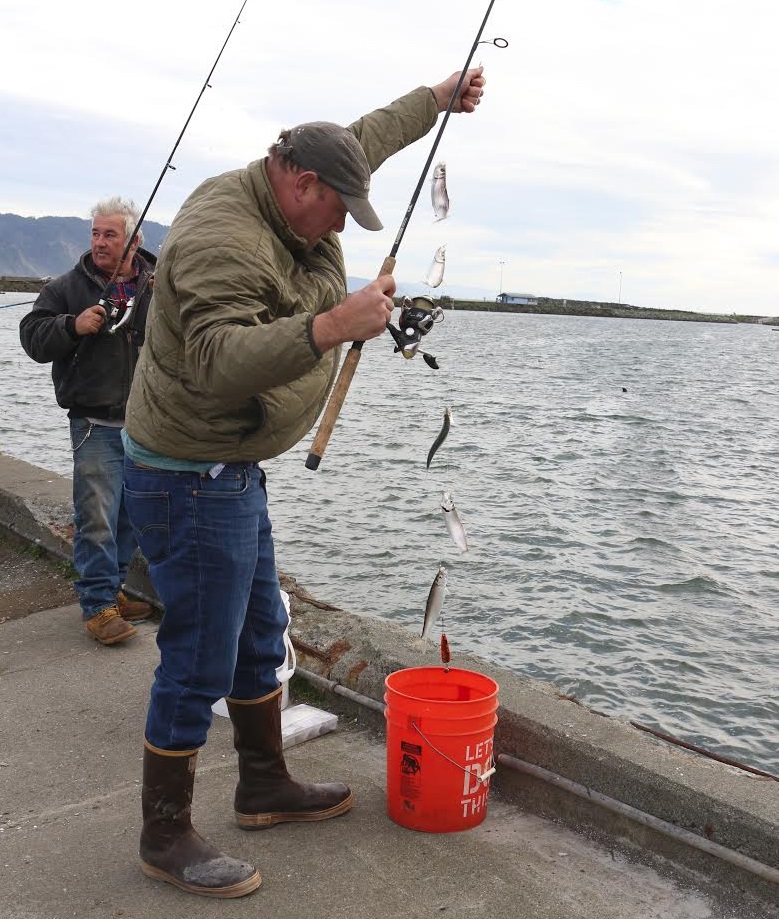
305, 345, 363, 469
304, 256, 397, 471
378, 255, 396, 277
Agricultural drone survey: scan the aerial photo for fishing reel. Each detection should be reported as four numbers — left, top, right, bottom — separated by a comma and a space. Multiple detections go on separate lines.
104, 296, 136, 335
387, 296, 445, 369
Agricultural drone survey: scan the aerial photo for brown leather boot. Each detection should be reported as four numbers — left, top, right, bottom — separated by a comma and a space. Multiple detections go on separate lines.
85, 607, 137, 645
227, 688, 353, 830
140, 744, 261, 898
117, 590, 155, 622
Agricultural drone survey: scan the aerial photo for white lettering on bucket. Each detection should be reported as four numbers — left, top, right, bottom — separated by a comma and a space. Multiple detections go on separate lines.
464, 737, 494, 763
462, 756, 493, 796
460, 789, 489, 817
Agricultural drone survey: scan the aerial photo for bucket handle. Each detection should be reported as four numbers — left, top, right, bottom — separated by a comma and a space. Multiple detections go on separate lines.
411, 722, 496, 785
276, 590, 297, 683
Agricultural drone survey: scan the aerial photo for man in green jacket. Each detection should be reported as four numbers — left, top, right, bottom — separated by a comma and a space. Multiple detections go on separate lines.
122, 67, 485, 898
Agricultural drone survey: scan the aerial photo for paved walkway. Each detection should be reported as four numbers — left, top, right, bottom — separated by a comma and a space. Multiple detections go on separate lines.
1, 603, 759, 919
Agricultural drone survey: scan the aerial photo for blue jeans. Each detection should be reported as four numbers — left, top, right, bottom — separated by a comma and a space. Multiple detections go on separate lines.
123, 458, 288, 751
70, 419, 137, 620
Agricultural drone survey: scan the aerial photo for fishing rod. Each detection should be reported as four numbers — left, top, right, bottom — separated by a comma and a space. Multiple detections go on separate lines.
102, 0, 248, 334
305, 0, 504, 471
0, 299, 36, 309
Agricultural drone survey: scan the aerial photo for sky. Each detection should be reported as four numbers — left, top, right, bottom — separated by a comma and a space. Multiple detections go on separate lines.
1, 0, 778, 315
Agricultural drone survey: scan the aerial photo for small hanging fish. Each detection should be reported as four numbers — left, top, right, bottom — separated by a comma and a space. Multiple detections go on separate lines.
441, 491, 468, 553
424, 244, 446, 289
426, 406, 451, 469
421, 565, 447, 639
440, 632, 451, 667
431, 161, 450, 221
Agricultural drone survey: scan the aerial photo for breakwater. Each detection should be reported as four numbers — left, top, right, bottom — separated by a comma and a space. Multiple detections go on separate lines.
0, 449, 777, 912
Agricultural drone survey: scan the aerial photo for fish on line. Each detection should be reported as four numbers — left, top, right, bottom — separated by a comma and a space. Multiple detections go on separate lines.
421, 565, 447, 639
441, 491, 468, 553
424, 244, 446, 289
431, 161, 449, 222
426, 406, 452, 469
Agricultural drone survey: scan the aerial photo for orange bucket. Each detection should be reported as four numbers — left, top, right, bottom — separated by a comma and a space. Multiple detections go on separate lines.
384, 666, 499, 833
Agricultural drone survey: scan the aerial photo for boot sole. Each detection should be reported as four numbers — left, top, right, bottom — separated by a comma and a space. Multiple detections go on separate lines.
88, 628, 137, 645
140, 860, 262, 898
235, 791, 354, 829
119, 612, 154, 622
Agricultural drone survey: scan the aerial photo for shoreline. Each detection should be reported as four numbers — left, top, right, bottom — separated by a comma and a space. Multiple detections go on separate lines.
4, 280, 777, 325
433, 296, 778, 325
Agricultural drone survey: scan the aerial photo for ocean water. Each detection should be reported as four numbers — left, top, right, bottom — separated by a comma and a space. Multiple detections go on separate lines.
2, 291, 777, 774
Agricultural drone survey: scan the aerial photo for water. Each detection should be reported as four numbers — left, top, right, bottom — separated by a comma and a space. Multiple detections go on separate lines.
2, 291, 777, 774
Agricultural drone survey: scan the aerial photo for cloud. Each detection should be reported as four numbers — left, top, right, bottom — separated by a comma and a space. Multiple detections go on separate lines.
2, 0, 778, 314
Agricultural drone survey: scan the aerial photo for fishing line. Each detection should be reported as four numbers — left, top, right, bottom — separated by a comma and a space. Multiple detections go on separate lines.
102, 0, 248, 333
305, 0, 507, 471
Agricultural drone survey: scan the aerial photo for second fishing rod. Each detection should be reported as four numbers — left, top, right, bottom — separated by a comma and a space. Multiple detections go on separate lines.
100, 1, 247, 335
305, 0, 503, 471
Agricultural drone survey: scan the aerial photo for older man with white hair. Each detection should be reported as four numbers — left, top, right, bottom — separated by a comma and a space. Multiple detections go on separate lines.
19, 196, 157, 644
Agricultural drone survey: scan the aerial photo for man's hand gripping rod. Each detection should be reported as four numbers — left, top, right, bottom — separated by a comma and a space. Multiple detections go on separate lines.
305, 0, 500, 471
305, 256, 395, 470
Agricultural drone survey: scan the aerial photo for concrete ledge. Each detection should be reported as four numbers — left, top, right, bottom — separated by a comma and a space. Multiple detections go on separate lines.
0, 452, 72, 559
280, 577, 777, 891
1, 450, 777, 911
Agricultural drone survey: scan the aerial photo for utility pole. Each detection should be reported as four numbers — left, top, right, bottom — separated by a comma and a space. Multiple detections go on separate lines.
618, 270, 622, 305
499, 259, 506, 298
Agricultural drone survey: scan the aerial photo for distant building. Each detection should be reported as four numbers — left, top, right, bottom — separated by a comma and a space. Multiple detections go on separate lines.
496, 292, 538, 305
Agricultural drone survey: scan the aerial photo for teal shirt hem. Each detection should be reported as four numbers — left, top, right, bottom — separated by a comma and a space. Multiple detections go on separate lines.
121, 429, 213, 473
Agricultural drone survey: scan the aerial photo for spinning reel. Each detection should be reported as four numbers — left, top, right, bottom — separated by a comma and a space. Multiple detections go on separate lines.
387, 296, 445, 369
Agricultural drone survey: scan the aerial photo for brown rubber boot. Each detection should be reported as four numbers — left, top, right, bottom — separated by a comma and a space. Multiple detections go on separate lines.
117, 590, 155, 622
227, 688, 353, 830
140, 744, 261, 898
85, 607, 137, 645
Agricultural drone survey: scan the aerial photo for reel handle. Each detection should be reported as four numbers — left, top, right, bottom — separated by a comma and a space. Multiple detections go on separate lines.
305, 255, 396, 470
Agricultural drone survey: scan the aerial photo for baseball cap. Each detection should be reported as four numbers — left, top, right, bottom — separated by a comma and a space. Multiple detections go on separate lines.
278, 121, 383, 231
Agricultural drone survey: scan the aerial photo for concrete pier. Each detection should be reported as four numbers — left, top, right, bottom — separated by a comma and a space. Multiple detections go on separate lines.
0, 451, 776, 918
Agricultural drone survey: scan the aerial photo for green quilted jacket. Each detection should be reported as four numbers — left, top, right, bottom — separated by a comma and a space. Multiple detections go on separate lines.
125, 86, 438, 462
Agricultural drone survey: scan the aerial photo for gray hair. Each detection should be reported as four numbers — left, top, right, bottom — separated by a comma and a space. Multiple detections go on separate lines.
90, 196, 144, 246
268, 129, 299, 173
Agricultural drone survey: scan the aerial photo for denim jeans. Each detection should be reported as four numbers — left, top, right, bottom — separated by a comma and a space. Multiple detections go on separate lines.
123, 458, 288, 751
70, 419, 137, 620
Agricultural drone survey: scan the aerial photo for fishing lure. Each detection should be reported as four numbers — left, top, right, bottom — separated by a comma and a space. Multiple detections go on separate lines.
431, 161, 450, 221
440, 631, 451, 667
426, 407, 452, 469
441, 491, 468, 553
424, 244, 446, 289
421, 565, 447, 639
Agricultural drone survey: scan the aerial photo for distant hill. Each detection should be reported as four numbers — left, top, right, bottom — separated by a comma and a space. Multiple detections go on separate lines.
0, 213, 170, 277
0, 212, 497, 299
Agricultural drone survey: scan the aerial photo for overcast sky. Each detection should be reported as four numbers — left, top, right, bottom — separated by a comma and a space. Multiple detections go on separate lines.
2, 0, 778, 314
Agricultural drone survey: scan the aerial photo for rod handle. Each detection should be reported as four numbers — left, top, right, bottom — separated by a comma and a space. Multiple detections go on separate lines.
305, 256, 396, 471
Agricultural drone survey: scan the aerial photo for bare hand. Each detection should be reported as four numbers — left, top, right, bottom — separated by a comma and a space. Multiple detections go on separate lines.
431, 66, 485, 114
74, 305, 107, 336
312, 275, 397, 352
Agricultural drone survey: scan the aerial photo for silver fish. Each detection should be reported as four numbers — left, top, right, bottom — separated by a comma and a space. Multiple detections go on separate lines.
421, 565, 447, 638
431, 161, 449, 221
424, 244, 446, 289
426, 406, 452, 469
440, 491, 468, 553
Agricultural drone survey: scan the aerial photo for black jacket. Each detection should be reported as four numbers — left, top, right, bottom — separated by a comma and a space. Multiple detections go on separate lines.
19, 249, 156, 420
